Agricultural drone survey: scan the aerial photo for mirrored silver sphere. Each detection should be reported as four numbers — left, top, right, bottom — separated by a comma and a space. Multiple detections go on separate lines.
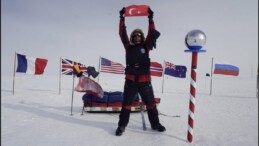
185, 30, 206, 50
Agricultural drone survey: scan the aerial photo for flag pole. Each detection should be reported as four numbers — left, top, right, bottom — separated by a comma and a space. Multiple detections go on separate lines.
205, 73, 209, 89
13, 52, 17, 96
210, 57, 214, 96
59, 57, 62, 95
70, 74, 75, 116
256, 65, 258, 98
161, 60, 165, 94
70, 61, 76, 115
97, 56, 101, 83
251, 64, 253, 79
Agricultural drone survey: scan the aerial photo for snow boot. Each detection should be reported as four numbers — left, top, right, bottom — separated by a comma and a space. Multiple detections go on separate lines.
151, 123, 166, 132
116, 107, 130, 136
115, 126, 125, 136
118, 107, 131, 128
147, 106, 166, 132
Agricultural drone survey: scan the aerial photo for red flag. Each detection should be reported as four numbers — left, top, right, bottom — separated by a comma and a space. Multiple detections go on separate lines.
125, 5, 149, 17
150, 62, 163, 77
35, 58, 48, 74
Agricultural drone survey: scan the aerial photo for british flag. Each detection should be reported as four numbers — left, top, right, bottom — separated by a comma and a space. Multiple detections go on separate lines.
61, 58, 88, 76
165, 61, 176, 69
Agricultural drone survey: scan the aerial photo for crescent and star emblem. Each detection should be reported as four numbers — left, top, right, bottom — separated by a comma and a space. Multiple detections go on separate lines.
129, 8, 141, 15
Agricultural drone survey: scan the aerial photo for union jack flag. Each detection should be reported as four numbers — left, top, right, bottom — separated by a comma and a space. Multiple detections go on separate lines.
61, 58, 88, 76
165, 61, 176, 69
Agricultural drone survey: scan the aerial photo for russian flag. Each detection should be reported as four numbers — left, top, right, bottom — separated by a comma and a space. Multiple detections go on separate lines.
16, 53, 48, 75
213, 64, 239, 76
150, 62, 163, 77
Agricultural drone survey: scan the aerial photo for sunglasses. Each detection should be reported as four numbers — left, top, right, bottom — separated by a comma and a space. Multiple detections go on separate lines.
133, 33, 142, 37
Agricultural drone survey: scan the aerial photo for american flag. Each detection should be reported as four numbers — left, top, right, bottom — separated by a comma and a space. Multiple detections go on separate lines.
61, 58, 88, 76
150, 62, 163, 77
100, 57, 125, 74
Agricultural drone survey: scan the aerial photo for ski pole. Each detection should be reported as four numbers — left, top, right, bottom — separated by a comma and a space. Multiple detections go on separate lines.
81, 104, 85, 115
138, 93, 147, 131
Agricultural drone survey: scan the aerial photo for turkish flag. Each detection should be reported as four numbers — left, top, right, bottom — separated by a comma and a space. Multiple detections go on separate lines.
125, 5, 149, 17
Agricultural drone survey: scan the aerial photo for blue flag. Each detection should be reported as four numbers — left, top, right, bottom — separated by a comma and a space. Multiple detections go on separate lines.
164, 61, 187, 78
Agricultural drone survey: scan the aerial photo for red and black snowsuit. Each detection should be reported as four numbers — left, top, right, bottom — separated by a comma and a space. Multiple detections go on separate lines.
117, 16, 161, 129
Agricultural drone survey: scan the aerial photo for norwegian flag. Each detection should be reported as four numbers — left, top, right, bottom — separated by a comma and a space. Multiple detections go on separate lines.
150, 62, 163, 77
61, 58, 88, 76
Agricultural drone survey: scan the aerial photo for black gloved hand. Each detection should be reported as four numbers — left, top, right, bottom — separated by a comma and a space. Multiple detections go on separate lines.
120, 7, 125, 18
76, 71, 83, 77
148, 8, 154, 19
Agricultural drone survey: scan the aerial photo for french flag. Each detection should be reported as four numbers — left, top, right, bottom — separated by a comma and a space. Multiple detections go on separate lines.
150, 62, 163, 77
16, 53, 48, 75
213, 64, 239, 76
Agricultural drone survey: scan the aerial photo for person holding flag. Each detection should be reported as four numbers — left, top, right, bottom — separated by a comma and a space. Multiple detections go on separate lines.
115, 6, 165, 136
73, 63, 83, 77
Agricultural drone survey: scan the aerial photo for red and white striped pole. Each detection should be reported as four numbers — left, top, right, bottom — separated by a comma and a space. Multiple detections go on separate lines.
187, 52, 198, 142
184, 30, 206, 143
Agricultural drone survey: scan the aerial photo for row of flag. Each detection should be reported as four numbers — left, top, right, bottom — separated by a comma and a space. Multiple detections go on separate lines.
62, 57, 187, 78
15, 53, 240, 77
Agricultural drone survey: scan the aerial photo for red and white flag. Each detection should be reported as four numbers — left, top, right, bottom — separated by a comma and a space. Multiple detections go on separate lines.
100, 57, 125, 74
125, 5, 149, 17
74, 76, 104, 98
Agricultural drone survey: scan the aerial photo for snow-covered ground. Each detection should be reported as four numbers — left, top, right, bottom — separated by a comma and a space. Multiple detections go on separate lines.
1, 74, 258, 146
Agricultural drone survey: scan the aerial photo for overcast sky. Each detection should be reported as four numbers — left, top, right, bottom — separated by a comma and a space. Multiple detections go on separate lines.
2, 0, 258, 78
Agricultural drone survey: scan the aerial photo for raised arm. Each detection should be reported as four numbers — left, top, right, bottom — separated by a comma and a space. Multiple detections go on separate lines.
145, 8, 160, 52
119, 7, 130, 50
145, 8, 155, 51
